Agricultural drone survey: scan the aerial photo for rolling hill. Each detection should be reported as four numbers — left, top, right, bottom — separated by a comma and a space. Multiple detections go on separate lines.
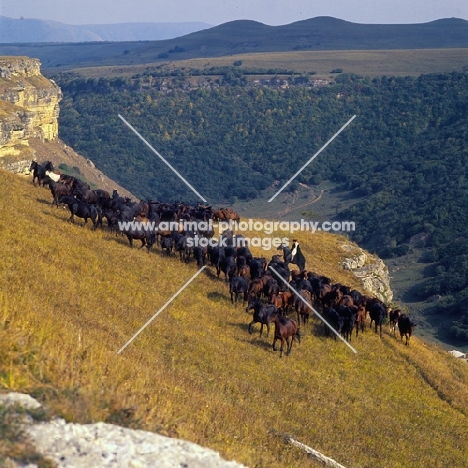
0, 16, 467, 70
0, 16, 212, 43
1, 167, 468, 467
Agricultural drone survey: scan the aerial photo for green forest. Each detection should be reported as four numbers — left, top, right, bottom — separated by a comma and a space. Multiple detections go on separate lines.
52, 69, 468, 340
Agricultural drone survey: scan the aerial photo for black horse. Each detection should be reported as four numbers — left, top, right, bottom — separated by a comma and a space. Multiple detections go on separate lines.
277, 241, 306, 273
29, 160, 54, 187
119, 215, 155, 252
368, 302, 388, 338
246, 299, 279, 337
58, 195, 101, 229
230, 276, 248, 305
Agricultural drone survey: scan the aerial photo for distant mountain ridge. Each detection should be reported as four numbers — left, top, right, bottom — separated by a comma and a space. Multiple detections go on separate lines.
0, 16, 212, 43
0, 16, 467, 70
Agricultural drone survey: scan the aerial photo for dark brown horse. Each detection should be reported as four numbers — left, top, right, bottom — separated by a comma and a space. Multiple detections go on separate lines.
212, 207, 240, 223
355, 305, 367, 338
121, 216, 155, 253
46, 178, 73, 207
73, 187, 98, 205
271, 314, 300, 357
389, 309, 401, 335
294, 289, 313, 325
246, 299, 278, 337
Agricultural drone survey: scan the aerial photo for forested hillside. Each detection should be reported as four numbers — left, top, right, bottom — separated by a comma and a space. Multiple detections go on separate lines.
53, 69, 468, 340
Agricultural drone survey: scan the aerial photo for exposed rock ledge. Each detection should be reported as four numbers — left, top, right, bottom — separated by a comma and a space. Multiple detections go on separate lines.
341, 243, 393, 304
0, 56, 62, 160
0, 393, 246, 468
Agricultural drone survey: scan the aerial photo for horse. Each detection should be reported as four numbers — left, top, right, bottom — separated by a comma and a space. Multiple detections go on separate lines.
73, 187, 99, 205
58, 195, 101, 229
29, 160, 53, 187
398, 314, 416, 346
368, 301, 388, 338
45, 177, 73, 207
389, 309, 401, 335
247, 278, 264, 301
120, 216, 155, 252
193, 245, 207, 268
277, 291, 293, 314
246, 299, 278, 337
230, 276, 249, 305
271, 314, 300, 357
263, 277, 280, 303
294, 289, 313, 325
339, 305, 357, 342
355, 305, 367, 338
217, 255, 237, 283
238, 264, 250, 279
277, 242, 306, 273
213, 208, 240, 223
160, 234, 174, 256
322, 307, 343, 340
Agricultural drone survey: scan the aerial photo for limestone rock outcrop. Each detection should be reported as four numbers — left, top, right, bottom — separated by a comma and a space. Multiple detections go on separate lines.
0, 56, 61, 167
341, 243, 393, 304
0, 392, 247, 468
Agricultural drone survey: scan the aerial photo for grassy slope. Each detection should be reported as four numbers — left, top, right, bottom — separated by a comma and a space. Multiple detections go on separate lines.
1, 168, 468, 467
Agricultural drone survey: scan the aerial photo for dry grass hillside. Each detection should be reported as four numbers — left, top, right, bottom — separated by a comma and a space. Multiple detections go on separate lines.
1, 168, 468, 467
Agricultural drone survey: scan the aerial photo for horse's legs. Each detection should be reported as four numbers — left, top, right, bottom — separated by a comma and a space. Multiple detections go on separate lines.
266, 322, 270, 338
279, 338, 285, 358
248, 320, 256, 335
286, 336, 293, 356
272, 337, 277, 352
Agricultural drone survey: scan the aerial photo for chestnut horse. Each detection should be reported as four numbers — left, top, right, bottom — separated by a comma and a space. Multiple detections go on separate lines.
271, 314, 300, 357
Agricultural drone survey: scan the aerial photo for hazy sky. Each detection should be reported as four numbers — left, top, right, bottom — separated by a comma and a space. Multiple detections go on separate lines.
1, 0, 467, 25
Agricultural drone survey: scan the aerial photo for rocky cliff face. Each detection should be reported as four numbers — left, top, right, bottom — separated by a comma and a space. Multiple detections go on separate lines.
0, 56, 61, 165
341, 243, 393, 304
0, 56, 133, 197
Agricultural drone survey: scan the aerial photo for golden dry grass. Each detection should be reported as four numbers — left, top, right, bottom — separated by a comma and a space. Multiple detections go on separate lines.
1, 168, 468, 467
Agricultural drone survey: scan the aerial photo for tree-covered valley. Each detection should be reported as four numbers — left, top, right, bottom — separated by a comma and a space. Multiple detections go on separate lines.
52, 68, 468, 343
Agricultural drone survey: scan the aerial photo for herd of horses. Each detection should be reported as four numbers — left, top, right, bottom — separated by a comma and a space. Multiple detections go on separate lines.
237, 259, 415, 356
30, 159, 416, 357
